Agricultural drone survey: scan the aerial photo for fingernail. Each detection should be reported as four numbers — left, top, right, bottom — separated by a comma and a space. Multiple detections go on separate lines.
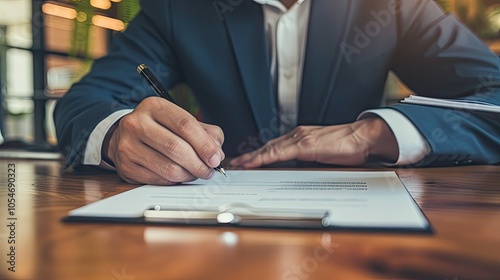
209, 154, 221, 168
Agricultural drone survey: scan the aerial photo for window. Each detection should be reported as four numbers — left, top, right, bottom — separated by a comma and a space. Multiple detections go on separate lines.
0, 0, 137, 152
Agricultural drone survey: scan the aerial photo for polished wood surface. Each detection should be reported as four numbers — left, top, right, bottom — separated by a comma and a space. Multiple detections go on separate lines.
0, 159, 499, 280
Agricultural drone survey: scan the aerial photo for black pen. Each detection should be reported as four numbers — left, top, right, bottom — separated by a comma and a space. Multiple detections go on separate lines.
137, 64, 227, 177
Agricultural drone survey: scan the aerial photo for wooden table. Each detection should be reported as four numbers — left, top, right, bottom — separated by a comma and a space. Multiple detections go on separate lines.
0, 159, 499, 280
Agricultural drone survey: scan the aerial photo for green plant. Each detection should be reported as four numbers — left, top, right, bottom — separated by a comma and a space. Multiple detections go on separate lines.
70, 0, 140, 57
117, 0, 140, 24
436, 0, 452, 12
69, 1, 200, 116
436, 0, 499, 40
70, 0, 140, 83
456, 2, 496, 39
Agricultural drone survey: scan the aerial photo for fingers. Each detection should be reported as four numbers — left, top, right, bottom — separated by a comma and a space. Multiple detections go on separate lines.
200, 122, 224, 146
230, 124, 379, 168
131, 117, 215, 179
146, 98, 224, 169
230, 128, 307, 168
107, 97, 227, 184
200, 122, 225, 161
117, 162, 174, 185
114, 135, 198, 185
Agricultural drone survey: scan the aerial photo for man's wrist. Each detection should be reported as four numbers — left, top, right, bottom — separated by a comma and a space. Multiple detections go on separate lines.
363, 118, 399, 163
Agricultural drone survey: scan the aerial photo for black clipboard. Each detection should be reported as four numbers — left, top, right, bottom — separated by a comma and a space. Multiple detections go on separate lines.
62, 203, 433, 233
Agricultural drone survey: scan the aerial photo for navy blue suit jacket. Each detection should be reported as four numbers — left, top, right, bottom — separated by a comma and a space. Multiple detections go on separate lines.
54, 0, 500, 169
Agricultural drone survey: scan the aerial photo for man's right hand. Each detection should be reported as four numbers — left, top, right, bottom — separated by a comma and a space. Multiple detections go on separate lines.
103, 97, 225, 185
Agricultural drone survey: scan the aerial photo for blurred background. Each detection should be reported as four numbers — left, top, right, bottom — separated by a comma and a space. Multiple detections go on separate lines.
0, 0, 499, 156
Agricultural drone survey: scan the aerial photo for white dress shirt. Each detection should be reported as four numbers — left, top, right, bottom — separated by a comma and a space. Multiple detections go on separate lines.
84, 0, 430, 168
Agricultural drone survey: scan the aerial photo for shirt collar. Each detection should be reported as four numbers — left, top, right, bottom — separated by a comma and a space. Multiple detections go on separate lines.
253, 0, 285, 10
253, 0, 306, 12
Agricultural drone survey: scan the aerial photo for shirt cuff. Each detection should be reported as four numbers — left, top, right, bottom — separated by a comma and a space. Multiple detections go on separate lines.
83, 109, 133, 169
358, 108, 431, 165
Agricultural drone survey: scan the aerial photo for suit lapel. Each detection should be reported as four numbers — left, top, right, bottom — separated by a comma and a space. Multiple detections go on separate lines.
298, 0, 353, 125
222, 1, 278, 141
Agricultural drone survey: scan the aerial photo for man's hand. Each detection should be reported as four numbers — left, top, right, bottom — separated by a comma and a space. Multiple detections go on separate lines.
103, 97, 225, 185
229, 118, 398, 168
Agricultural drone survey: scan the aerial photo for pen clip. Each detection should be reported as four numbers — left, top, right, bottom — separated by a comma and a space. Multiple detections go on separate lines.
137, 64, 176, 103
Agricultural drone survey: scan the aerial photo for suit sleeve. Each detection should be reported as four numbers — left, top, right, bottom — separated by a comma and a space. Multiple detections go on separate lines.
389, 0, 500, 166
54, 0, 181, 170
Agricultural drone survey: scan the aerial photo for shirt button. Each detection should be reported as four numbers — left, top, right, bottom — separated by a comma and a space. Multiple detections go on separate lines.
284, 72, 293, 79
93, 152, 99, 161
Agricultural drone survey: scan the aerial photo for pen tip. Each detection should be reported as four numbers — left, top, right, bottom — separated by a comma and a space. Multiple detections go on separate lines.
219, 168, 227, 177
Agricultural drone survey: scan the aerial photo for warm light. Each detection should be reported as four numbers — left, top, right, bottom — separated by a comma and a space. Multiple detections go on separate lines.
42, 3, 77, 20
92, 15, 125, 31
90, 0, 112, 10
76, 11, 87, 23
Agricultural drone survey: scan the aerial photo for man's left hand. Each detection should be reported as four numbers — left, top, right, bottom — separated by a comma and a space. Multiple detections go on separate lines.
229, 118, 399, 168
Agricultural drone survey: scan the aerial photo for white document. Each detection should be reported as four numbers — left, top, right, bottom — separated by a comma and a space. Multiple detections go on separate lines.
67, 170, 430, 231
401, 95, 500, 113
